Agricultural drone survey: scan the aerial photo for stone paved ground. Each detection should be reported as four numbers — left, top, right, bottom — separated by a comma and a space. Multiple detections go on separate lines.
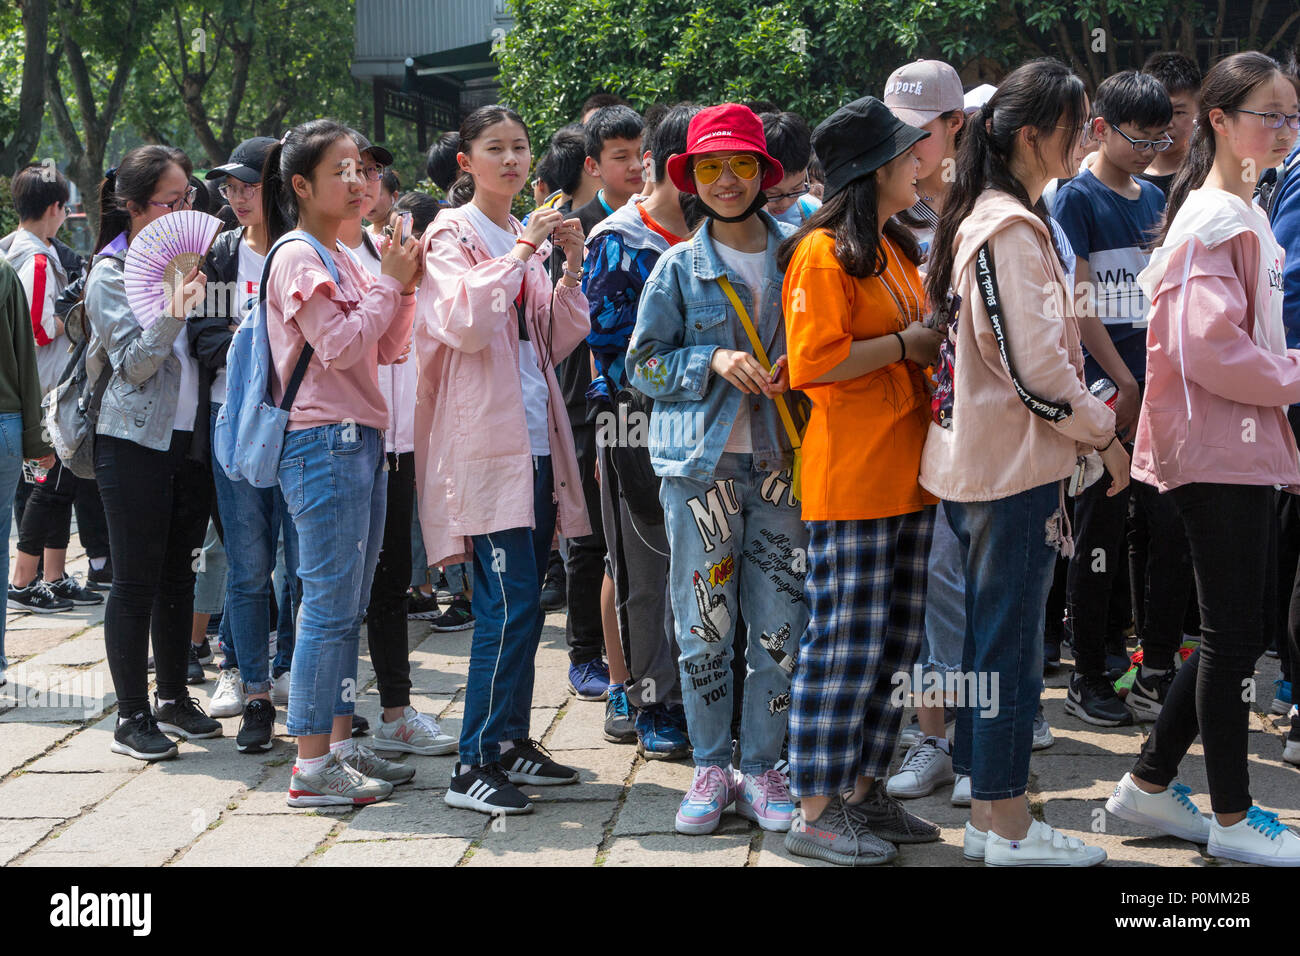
2, 542, 1297, 867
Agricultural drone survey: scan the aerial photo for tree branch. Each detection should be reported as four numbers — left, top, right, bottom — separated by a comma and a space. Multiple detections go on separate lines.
0, 0, 50, 174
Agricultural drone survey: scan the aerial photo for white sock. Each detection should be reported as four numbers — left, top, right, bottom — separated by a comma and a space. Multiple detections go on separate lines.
89, 557, 106, 571
155, 698, 175, 707
329, 738, 356, 757
295, 753, 330, 774
926, 735, 952, 755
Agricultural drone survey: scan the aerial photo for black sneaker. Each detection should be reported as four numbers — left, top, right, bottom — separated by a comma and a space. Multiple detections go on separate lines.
192, 638, 213, 664
407, 587, 441, 621
430, 596, 475, 632
500, 738, 578, 786
1044, 627, 1062, 672
153, 693, 223, 739
236, 698, 276, 753
111, 711, 178, 761
1266, 638, 1280, 659
445, 761, 533, 815
7, 580, 73, 614
853, 780, 940, 843
86, 561, 112, 591
539, 553, 566, 612
352, 713, 370, 737
186, 645, 206, 684
1126, 667, 1175, 723
47, 573, 104, 606
1066, 671, 1134, 726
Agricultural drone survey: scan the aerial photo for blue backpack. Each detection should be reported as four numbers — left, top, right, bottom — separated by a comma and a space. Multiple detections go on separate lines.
214, 230, 340, 487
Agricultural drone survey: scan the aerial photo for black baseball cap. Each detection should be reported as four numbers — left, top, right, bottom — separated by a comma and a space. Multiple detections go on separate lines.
351, 131, 394, 168
812, 96, 929, 202
205, 136, 278, 183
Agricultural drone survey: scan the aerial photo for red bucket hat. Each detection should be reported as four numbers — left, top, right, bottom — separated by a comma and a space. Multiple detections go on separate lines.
666, 103, 785, 195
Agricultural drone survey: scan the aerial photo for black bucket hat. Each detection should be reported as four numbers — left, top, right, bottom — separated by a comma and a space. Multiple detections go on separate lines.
812, 96, 929, 202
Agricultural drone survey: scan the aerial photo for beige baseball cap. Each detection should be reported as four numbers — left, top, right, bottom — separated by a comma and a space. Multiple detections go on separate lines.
883, 60, 965, 129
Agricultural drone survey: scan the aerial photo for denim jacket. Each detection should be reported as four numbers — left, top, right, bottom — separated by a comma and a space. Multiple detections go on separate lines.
626, 210, 807, 481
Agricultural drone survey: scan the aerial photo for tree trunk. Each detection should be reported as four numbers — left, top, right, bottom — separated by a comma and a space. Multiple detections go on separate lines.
0, 0, 50, 175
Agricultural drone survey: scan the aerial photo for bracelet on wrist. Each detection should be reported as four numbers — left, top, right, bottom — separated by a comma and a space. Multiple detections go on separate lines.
892, 331, 907, 362
1099, 435, 1118, 453
563, 266, 582, 281
515, 238, 538, 253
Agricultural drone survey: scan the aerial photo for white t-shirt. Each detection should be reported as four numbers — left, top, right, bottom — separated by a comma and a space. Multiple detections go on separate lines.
462, 203, 551, 456
215, 239, 267, 405
712, 239, 768, 455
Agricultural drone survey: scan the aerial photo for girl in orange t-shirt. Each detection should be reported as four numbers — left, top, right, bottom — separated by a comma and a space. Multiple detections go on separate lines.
777, 96, 944, 864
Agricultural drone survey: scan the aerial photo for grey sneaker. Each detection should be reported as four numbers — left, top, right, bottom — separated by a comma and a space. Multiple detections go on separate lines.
286, 752, 394, 807
340, 741, 416, 785
784, 795, 898, 866
854, 781, 941, 843
373, 706, 457, 755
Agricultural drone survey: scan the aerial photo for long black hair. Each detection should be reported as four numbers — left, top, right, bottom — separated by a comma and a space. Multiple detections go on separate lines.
777, 172, 921, 277
259, 119, 355, 244
447, 105, 531, 207
924, 58, 1086, 308
96, 145, 192, 251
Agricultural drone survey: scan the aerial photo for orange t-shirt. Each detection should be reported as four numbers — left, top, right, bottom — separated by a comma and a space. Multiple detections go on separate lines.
782, 229, 938, 521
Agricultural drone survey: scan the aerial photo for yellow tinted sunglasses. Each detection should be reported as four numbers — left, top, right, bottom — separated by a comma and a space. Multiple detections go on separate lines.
693, 154, 761, 185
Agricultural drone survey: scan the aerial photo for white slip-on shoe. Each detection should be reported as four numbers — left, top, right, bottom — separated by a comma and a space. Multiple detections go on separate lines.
984, 819, 1107, 867
963, 821, 987, 861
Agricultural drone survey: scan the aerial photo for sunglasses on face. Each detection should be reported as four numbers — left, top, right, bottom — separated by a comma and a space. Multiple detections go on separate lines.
693, 154, 761, 185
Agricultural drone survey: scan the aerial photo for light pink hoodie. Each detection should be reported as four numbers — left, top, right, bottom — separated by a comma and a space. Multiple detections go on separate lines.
413, 204, 592, 568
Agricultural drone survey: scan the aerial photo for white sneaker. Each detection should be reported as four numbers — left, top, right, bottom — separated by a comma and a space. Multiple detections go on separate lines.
1284, 739, 1300, 766
271, 672, 290, 707
1104, 773, 1210, 844
1208, 807, 1300, 866
373, 706, 457, 755
886, 737, 955, 798
984, 819, 1107, 866
963, 821, 987, 861
951, 774, 971, 807
1032, 706, 1054, 750
209, 668, 245, 718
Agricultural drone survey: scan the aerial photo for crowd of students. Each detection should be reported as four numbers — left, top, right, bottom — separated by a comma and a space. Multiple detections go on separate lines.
5, 43, 1300, 866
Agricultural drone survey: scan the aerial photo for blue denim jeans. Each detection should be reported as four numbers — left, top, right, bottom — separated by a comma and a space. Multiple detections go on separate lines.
922, 502, 966, 676
278, 423, 386, 737
211, 403, 300, 692
0, 413, 24, 669
459, 456, 555, 766
946, 483, 1058, 801
410, 501, 429, 590
660, 453, 809, 774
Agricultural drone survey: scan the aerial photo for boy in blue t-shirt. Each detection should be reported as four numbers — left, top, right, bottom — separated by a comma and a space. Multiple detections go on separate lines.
1056, 71, 1182, 729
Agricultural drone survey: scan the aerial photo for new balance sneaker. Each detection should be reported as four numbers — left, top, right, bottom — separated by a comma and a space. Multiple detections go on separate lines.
951, 774, 971, 807
1105, 773, 1210, 844
271, 671, 290, 707
7, 580, 73, 613
1127, 667, 1175, 722
1272, 679, 1293, 716
887, 737, 955, 798
736, 769, 796, 831
984, 819, 1107, 866
635, 705, 691, 760
429, 596, 474, 632
1065, 672, 1133, 727
568, 658, 611, 701
603, 684, 637, 744
373, 706, 457, 755
86, 561, 112, 591
898, 706, 956, 749
675, 764, 737, 835
111, 712, 178, 762
341, 741, 416, 786
236, 698, 275, 753
352, 714, 369, 737
209, 668, 245, 718
785, 796, 898, 866
854, 781, 940, 843
186, 646, 206, 685
1208, 807, 1300, 866
964, 822, 987, 861
287, 752, 393, 808
191, 638, 213, 665
1032, 705, 1055, 750
500, 738, 578, 785
46, 573, 103, 606
445, 761, 532, 815
153, 693, 222, 739
406, 587, 440, 621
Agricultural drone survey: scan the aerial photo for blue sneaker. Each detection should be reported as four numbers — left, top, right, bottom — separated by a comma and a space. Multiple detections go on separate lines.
1272, 679, 1293, 716
568, 659, 611, 701
635, 705, 691, 760
604, 684, 636, 743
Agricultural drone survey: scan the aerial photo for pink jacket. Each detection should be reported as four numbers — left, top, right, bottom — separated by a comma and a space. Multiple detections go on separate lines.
413, 205, 592, 567
1133, 227, 1300, 492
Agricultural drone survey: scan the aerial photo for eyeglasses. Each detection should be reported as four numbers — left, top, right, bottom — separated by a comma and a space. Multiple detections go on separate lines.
765, 179, 811, 203
338, 161, 387, 184
1056, 125, 1095, 148
148, 185, 198, 212
693, 154, 760, 185
1107, 123, 1174, 153
1234, 108, 1300, 131
218, 181, 261, 201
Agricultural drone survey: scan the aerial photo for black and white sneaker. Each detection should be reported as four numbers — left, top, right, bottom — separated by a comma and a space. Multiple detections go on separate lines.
500, 738, 578, 786
47, 573, 104, 606
86, 561, 112, 591
236, 698, 276, 753
191, 638, 213, 665
7, 580, 73, 613
186, 645, 206, 685
1127, 668, 1175, 722
445, 761, 533, 815
111, 711, 178, 761
1066, 671, 1134, 727
153, 693, 223, 739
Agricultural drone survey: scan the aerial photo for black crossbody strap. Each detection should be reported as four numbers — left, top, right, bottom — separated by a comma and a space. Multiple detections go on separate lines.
280, 344, 315, 411
976, 241, 1072, 424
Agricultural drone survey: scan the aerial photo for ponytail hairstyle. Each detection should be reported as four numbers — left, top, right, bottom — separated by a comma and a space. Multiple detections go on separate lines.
1157, 51, 1284, 245
924, 58, 1086, 309
447, 104, 531, 207
96, 145, 192, 251
777, 172, 921, 277
260, 119, 356, 244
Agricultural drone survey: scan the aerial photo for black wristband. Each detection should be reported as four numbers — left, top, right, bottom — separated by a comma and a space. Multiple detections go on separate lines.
893, 331, 906, 362
1099, 434, 1118, 453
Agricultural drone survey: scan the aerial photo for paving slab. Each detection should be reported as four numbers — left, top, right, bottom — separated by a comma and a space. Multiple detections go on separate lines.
0, 722, 78, 777
602, 831, 751, 866
175, 813, 336, 867
0, 771, 134, 818
465, 799, 617, 866
313, 836, 470, 867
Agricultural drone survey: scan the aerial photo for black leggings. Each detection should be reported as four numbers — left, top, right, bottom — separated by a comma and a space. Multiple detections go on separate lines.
97, 432, 212, 718
1132, 483, 1275, 814
366, 451, 413, 710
